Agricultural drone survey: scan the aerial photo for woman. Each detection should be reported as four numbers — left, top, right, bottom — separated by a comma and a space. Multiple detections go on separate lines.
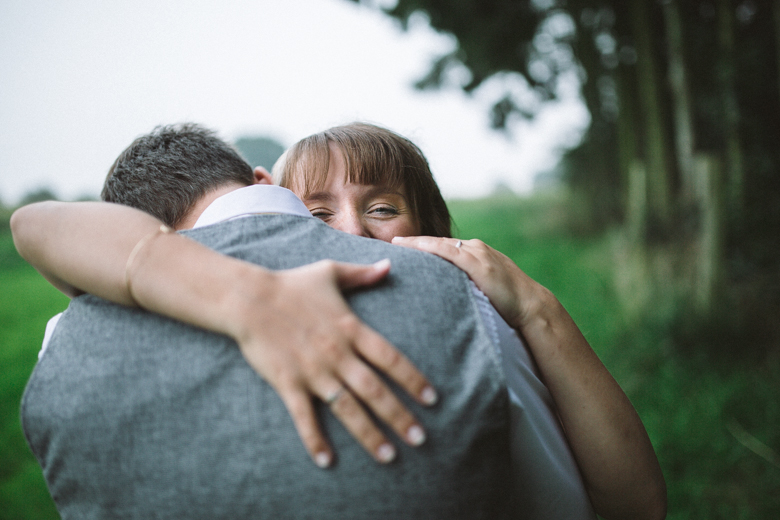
273, 122, 451, 240
279, 123, 666, 519
12, 122, 666, 519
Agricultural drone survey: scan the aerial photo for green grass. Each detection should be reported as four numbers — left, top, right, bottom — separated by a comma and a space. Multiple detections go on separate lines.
2, 195, 779, 518
450, 193, 780, 519
450, 193, 625, 354
1, 238, 68, 519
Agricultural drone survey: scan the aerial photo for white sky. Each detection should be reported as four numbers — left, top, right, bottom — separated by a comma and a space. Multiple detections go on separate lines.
0, 0, 589, 205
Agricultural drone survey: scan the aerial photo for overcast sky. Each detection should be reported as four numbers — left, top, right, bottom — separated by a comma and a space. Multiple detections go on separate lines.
0, 0, 589, 205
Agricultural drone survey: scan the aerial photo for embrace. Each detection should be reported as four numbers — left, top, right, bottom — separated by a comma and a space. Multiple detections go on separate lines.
12, 123, 666, 519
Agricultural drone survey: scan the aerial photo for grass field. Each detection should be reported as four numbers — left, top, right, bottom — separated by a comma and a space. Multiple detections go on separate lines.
1, 194, 778, 519
449, 194, 780, 519
1, 237, 67, 519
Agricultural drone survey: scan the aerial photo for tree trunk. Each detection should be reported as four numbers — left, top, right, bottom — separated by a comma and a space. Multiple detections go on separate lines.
627, 160, 648, 244
716, 0, 744, 228
662, 0, 696, 202
692, 154, 724, 315
615, 60, 644, 241
630, 0, 672, 232
775, 1, 780, 106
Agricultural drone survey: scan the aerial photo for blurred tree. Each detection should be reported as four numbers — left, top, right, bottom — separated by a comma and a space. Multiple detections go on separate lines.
2, 188, 59, 235
233, 136, 286, 171
776, 1, 780, 101
19, 187, 59, 205
350, 0, 780, 343
0, 206, 11, 236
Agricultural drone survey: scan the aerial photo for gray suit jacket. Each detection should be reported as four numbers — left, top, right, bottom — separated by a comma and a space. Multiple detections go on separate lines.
22, 215, 513, 519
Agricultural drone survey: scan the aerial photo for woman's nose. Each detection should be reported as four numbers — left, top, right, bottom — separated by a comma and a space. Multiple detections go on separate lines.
335, 213, 370, 238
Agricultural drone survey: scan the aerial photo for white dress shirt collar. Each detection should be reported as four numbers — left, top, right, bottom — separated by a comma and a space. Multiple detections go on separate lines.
193, 185, 312, 229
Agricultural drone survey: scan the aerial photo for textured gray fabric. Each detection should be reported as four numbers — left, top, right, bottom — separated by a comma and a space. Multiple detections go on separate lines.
22, 215, 512, 519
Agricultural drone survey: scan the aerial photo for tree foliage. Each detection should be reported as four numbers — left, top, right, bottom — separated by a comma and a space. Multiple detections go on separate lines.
233, 136, 286, 171
19, 187, 59, 206
354, 0, 780, 344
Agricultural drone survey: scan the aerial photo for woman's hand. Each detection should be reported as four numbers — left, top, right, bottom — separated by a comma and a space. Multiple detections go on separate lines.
390, 236, 540, 330
229, 259, 437, 468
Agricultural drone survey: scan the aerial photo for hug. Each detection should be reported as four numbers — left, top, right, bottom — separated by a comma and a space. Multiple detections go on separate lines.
11, 123, 666, 519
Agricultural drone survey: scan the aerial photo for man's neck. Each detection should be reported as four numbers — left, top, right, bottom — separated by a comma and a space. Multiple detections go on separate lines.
176, 183, 247, 230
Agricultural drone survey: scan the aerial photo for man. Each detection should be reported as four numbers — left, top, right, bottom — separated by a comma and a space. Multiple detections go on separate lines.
16, 124, 594, 519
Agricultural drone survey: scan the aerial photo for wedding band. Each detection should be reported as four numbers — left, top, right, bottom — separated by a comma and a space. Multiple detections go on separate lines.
455, 240, 462, 248
324, 386, 346, 406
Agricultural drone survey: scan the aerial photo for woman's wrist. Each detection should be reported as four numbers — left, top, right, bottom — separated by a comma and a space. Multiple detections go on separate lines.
511, 282, 584, 381
125, 224, 175, 306
222, 264, 279, 345
126, 230, 275, 342
511, 276, 558, 332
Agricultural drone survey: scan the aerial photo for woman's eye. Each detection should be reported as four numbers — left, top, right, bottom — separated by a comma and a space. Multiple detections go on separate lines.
310, 210, 332, 221
369, 205, 399, 217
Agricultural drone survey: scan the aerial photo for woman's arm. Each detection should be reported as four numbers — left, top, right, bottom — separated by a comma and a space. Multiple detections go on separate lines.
392, 235, 667, 520
11, 201, 437, 467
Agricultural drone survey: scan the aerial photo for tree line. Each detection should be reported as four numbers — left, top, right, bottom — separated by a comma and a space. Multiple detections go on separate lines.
362, 0, 780, 353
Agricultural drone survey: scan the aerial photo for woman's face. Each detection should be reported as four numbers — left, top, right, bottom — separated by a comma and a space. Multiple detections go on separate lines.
297, 145, 421, 242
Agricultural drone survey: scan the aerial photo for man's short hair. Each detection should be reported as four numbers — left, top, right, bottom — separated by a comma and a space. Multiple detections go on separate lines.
101, 124, 254, 227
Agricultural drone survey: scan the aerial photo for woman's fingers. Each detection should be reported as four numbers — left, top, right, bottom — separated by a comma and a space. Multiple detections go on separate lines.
322, 385, 399, 463
392, 235, 526, 329
240, 260, 436, 468
347, 315, 438, 407
276, 359, 419, 467
276, 384, 335, 468
327, 260, 439, 407
311, 313, 429, 452
391, 236, 478, 269
391, 236, 484, 277
335, 348, 428, 447
251, 344, 408, 468
331, 258, 391, 290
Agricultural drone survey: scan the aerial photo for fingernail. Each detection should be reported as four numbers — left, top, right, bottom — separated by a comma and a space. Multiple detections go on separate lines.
377, 443, 396, 463
373, 258, 391, 270
315, 452, 332, 468
420, 386, 438, 405
407, 425, 426, 446
391, 236, 404, 243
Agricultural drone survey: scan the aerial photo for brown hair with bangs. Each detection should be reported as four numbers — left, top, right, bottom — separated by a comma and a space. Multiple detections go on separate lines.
275, 122, 452, 238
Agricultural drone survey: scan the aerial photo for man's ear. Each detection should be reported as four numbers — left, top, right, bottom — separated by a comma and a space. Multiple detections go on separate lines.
253, 167, 274, 185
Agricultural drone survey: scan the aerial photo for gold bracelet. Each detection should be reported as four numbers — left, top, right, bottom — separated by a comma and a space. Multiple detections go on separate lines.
124, 224, 173, 305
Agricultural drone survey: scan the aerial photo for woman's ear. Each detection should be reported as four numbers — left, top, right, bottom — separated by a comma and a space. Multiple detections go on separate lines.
253, 166, 274, 185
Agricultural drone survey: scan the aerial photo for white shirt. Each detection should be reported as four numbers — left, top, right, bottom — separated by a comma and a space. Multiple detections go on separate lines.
192, 184, 311, 228
41, 184, 594, 518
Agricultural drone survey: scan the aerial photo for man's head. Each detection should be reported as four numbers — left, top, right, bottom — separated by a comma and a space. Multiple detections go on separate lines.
101, 124, 256, 228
